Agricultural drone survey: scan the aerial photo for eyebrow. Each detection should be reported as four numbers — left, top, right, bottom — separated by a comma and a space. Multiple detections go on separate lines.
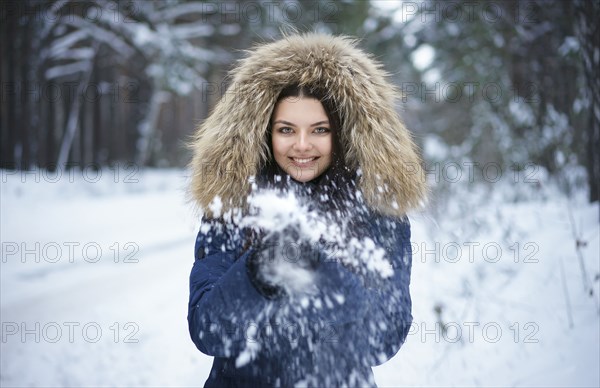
273, 120, 329, 127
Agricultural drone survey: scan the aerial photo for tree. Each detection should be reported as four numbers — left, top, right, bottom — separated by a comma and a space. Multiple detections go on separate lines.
363, 0, 596, 201
574, 0, 600, 203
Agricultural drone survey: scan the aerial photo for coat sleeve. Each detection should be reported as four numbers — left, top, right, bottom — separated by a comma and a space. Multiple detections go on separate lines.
187, 218, 275, 358
361, 215, 413, 365
301, 215, 413, 367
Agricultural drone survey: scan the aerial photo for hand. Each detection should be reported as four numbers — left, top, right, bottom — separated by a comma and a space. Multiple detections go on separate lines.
246, 224, 321, 298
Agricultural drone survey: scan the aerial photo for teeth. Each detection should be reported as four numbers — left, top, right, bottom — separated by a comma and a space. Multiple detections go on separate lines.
293, 157, 316, 163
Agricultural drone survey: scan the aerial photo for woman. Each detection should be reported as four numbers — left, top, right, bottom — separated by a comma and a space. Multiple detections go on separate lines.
187, 32, 426, 387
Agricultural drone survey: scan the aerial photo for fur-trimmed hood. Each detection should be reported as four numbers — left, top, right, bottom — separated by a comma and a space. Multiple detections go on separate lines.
189, 32, 426, 218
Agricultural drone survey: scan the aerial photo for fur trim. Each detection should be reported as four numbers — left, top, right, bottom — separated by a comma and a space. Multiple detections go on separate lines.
189, 32, 426, 218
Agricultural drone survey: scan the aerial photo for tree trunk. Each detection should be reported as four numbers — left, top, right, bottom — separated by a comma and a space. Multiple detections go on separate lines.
135, 82, 170, 167
575, 0, 600, 205
56, 42, 98, 168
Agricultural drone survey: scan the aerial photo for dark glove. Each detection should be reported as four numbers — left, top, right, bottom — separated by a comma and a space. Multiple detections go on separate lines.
246, 224, 321, 299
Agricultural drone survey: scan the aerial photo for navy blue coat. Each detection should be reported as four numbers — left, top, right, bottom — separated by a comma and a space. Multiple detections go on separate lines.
187, 211, 413, 387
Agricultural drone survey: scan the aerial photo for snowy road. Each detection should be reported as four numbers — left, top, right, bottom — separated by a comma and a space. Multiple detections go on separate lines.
1, 171, 211, 386
1, 169, 598, 387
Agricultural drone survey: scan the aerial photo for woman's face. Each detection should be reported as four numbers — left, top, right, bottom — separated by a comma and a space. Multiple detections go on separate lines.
271, 97, 333, 182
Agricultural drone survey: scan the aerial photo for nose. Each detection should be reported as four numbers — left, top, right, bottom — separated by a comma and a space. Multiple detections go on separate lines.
293, 131, 312, 152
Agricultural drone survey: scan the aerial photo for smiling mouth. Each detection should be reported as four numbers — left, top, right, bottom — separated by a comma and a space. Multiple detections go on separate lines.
288, 156, 319, 167
290, 157, 318, 163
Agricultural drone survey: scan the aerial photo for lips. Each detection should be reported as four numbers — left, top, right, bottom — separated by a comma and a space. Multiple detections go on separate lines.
289, 156, 319, 167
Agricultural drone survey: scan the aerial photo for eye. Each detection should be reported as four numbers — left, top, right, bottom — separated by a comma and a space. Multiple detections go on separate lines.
314, 127, 331, 134
277, 127, 293, 134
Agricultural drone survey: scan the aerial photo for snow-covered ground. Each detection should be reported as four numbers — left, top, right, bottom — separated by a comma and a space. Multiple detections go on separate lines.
1, 168, 598, 387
